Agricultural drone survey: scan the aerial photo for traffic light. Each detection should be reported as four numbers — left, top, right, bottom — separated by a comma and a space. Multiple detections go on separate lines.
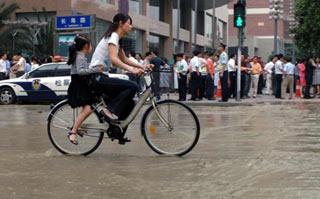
234, 1, 246, 28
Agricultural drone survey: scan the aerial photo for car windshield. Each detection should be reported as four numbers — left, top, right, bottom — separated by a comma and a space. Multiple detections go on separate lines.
28, 64, 57, 78
27, 63, 70, 78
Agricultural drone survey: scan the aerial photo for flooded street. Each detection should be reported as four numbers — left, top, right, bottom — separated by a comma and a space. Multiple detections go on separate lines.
1, 102, 320, 199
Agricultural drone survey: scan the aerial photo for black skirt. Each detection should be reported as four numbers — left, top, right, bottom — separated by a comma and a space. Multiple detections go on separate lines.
67, 74, 93, 108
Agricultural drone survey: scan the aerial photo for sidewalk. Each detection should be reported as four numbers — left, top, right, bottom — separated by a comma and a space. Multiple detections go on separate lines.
160, 93, 320, 106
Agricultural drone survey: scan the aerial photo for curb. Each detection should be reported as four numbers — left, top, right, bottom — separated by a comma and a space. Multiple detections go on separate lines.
156, 98, 320, 107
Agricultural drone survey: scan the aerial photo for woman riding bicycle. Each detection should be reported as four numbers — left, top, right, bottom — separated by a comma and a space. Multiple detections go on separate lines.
68, 13, 152, 144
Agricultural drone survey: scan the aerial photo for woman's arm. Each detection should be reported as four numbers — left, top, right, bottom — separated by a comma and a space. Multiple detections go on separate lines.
118, 49, 145, 70
109, 44, 142, 74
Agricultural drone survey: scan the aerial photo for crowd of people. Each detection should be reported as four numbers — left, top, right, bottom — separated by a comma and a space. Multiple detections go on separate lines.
0, 52, 59, 80
2, 44, 320, 102
171, 45, 320, 102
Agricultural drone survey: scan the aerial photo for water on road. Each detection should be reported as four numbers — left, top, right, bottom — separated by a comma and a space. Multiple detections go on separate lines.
0, 103, 320, 199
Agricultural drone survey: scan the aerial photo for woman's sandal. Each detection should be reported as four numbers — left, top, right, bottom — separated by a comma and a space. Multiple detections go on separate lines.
67, 132, 78, 145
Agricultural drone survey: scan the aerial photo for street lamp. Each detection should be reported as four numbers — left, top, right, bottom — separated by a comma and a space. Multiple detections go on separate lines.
269, 0, 284, 55
288, 0, 297, 62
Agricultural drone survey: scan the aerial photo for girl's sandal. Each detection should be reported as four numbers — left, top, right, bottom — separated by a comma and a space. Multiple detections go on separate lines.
67, 132, 78, 145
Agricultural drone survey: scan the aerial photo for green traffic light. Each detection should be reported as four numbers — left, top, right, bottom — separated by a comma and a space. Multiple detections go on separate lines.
236, 16, 243, 27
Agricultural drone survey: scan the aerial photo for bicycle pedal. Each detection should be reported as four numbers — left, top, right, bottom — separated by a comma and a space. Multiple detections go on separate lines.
118, 137, 131, 145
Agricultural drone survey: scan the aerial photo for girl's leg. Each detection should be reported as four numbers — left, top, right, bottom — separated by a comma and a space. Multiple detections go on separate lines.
69, 105, 93, 143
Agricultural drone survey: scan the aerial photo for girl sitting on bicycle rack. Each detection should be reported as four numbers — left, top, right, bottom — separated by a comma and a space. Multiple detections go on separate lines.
67, 34, 116, 145
68, 14, 152, 145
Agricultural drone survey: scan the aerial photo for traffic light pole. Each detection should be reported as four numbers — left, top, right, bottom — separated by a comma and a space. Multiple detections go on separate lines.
236, 28, 243, 101
234, 0, 245, 101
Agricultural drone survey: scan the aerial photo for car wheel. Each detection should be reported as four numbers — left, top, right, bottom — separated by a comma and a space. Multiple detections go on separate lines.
0, 87, 16, 105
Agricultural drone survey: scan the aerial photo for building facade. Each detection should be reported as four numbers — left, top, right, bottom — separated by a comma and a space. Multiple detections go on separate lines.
4, 0, 229, 60
228, 0, 294, 62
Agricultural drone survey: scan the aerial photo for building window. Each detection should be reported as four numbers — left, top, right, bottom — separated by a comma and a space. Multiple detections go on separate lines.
191, 10, 195, 42
172, 0, 182, 28
174, 40, 185, 53
123, 29, 143, 54
217, 19, 227, 43
129, 0, 142, 15
172, 7, 178, 28
16, 12, 55, 22
148, 34, 160, 53
96, 19, 111, 45
196, 10, 204, 36
205, 13, 212, 39
98, 0, 112, 4
149, 0, 164, 21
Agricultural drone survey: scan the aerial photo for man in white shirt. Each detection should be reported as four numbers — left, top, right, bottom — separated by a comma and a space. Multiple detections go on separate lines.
126, 51, 143, 91
14, 52, 26, 77
264, 56, 277, 94
274, 54, 284, 98
281, 57, 295, 99
218, 44, 229, 102
0, 53, 7, 80
143, 52, 152, 65
189, 50, 202, 100
175, 53, 189, 101
199, 55, 208, 100
31, 56, 41, 71
228, 54, 237, 98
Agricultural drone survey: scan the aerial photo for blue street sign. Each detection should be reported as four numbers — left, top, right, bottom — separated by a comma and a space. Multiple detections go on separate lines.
56, 15, 92, 30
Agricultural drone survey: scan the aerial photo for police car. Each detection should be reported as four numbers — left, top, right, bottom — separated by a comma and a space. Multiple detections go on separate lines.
0, 62, 129, 105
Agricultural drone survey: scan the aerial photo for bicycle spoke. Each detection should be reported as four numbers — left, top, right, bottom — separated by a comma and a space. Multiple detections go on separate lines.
50, 113, 72, 126
52, 123, 71, 131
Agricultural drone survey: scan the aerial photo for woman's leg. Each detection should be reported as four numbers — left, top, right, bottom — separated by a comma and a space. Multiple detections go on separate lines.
94, 75, 139, 119
69, 105, 93, 142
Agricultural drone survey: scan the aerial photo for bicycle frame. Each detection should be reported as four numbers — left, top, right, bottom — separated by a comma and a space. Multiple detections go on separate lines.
117, 71, 172, 130
48, 71, 173, 134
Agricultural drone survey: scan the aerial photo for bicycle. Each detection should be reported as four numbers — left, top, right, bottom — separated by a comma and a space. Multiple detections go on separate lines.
47, 70, 200, 156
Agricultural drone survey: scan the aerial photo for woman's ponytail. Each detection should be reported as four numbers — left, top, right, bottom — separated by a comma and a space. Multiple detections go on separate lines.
103, 13, 132, 39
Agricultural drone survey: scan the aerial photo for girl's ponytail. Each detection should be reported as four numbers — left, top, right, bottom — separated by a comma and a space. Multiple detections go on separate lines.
67, 34, 91, 65
67, 44, 77, 65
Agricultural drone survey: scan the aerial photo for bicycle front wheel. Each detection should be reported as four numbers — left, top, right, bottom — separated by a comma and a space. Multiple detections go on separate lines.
141, 100, 200, 156
47, 99, 104, 156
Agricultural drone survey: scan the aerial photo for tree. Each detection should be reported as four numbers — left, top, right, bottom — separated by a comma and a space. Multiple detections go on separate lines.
293, 0, 320, 58
0, 2, 19, 29
24, 7, 54, 57
0, 4, 54, 57
0, 2, 19, 52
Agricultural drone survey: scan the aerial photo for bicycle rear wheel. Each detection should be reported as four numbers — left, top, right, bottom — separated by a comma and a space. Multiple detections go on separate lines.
47, 99, 104, 156
141, 100, 200, 156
